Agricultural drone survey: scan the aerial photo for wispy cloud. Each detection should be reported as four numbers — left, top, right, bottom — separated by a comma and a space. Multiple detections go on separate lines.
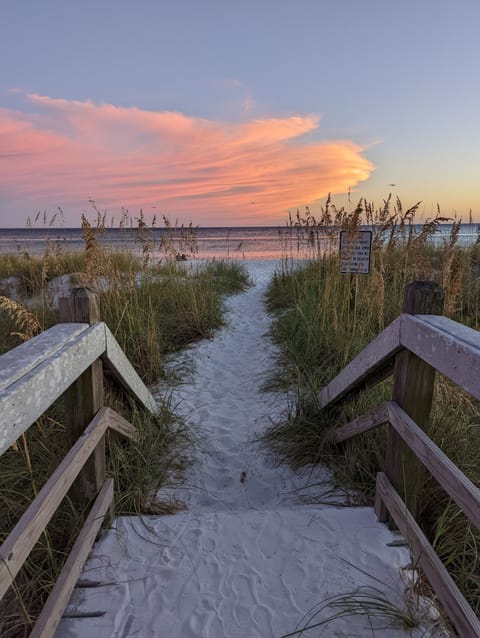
0, 93, 374, 224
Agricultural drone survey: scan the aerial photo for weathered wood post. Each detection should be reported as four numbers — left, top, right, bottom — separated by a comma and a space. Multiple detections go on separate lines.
59, 287, 106, 509
380, 281, 444, 522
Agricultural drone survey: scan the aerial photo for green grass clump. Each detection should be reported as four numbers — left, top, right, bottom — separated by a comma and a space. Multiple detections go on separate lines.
0, 213, 250, 381
195, 259, 252, 295
265, 195, 480, 617
107, 399, 191, 516
279, 585, 428, 637
0, 249, 86, 297
98, 259, 249, 384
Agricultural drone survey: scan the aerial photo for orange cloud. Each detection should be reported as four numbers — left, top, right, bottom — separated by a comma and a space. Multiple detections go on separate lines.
0, 93, 374, 225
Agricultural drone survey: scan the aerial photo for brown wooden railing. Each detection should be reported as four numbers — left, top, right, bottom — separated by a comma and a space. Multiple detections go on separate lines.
322, 281, 480, 636
0, 288, 158, 637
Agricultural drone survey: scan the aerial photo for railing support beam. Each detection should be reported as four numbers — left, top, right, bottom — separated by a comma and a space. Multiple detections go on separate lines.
60, 288, 106, 509
383, 281, 444, 521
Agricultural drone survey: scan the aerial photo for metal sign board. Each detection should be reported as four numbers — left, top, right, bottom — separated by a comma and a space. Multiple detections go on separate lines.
339, 230, 372, 274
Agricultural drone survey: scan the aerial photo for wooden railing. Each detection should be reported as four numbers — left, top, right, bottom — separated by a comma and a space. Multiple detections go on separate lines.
0, 288, 158, 637
322, 281, 480, 636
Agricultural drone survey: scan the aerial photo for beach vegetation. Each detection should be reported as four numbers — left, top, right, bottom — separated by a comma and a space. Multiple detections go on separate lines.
0, 211, 249, 635
265, 194, 480, 619
279, 586, 434, 637
0, 212, 250, 378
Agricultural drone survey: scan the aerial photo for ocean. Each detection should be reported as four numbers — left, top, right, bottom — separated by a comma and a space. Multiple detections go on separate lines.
0, 224, 478, 260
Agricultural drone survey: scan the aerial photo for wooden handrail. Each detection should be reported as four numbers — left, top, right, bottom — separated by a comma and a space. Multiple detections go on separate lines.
399, 314, 480, 401
30, 478, 115, 638
0, 323, 90, 392
387, 402, 480, 530
318, 315, 401, 409
330, 402, 389, 443
0, 323, 105, 455
330, 401, 480, 531
0, 323, 158, 455
322, 281, 480, 634
103, 326, 158, 413
375, 472, 480, 637
0, 287, 158, 633
318, 312, 480, 412
0, 407, 132, 600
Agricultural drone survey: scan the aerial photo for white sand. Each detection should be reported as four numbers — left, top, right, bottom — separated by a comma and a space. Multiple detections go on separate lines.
56, 261, 438, 638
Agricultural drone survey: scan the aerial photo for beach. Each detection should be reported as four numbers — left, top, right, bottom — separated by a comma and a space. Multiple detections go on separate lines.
55, 260, 437, 638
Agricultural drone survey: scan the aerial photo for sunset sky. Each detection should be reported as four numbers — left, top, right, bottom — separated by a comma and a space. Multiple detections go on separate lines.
1, 1, 479, 227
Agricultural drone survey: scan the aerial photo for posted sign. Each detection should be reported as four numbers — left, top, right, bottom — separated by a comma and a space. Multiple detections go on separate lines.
339, 230, 372, 274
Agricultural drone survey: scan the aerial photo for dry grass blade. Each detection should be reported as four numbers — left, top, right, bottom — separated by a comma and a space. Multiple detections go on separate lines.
265, 195, 480, 619
0, 213, 250, 636
0, 296, 41, 340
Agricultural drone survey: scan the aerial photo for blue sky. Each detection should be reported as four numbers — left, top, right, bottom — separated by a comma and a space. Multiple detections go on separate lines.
1, 0, 479, 226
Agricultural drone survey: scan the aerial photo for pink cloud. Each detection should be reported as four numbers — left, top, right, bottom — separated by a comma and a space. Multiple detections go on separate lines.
0, 93, 374, 225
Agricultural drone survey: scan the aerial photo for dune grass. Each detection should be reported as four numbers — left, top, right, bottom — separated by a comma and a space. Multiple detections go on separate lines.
279, 586, 429, 637
0, 214, 250, 376
0, 214, 250, 636
264, 195, 480, 618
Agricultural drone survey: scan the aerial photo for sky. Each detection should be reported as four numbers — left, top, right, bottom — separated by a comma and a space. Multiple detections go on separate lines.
1, 0, 480, 227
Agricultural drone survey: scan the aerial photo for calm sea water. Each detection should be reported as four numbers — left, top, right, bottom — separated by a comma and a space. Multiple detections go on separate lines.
0, 225, 478, 260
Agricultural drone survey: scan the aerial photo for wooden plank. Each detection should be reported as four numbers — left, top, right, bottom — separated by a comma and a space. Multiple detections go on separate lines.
318, 315, 402, 409
418, 314, 480, 351
0, 322, 106, 457
375, 472, 480, 637
374, 481, 387, 523
61, 288, 105, 504
64, 358, 105, 501
0, 324, 89, 392
330, 402, 389, 443
387, 401, 480, 530
30, 479, 114, 638
384, 282, 444, 519
400, 314, 480, 401
59, 287, 101, 326
0, 407, 112, 601
103, 327, 158, 414
402, 281, 445, 316
107, 410, 136, 440
322, 359, 395, 410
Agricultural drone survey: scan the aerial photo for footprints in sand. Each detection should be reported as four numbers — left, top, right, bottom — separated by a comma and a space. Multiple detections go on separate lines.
162, 262, 333, 514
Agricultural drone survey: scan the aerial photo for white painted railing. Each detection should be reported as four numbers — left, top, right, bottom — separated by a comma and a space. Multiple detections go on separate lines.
0, 321, 158, 456
0, 287, 158, 637
319, 313, 480, 409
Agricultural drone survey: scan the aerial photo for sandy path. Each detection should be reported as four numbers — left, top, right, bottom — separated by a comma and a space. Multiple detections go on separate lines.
159, 260, 334, 513
56, 261, 432, 638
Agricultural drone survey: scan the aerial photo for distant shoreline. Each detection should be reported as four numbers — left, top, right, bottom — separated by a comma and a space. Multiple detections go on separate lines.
1, 224, 478, 260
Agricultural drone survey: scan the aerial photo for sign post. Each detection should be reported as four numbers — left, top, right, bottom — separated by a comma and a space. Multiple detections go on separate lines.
339, 230, 373, 313
339, 230, 373, 275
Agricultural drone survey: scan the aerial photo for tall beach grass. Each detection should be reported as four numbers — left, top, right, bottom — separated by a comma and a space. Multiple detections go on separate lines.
265, 195, 480, 619
0, 212, 250, 636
